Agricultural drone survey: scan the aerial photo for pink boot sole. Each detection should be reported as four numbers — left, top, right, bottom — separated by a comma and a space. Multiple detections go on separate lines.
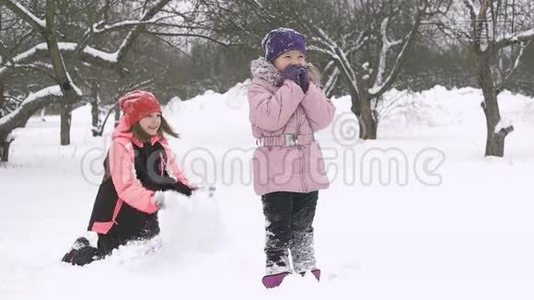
262, 272, 290, 288
311, 269, 321, 281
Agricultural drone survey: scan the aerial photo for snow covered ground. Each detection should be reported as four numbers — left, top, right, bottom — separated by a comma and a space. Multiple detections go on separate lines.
1, 85, 534, 300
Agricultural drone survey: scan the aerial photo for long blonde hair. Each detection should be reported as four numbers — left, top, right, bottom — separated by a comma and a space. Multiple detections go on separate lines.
306, 63, 322, 88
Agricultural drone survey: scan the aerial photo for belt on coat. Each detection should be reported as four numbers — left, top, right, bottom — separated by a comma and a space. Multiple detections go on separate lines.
256, 134, 315, 147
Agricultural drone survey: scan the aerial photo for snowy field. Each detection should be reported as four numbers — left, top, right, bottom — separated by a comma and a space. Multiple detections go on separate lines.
1, 84, 534, 300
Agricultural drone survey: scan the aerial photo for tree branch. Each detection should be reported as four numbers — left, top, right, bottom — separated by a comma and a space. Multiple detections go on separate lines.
346, 31, 368, 55
44, 0, 81, 97
324, 65, 340, 98
369, 13, 421, 97
143, 30, 230, 46
495, 28, 534, 48
495, 41, 533, 92
0, 0, 45, 32
0, 85, 62, 138
372, 17, 403, 90
463, 0, 478, 24
115, 0, 172, 64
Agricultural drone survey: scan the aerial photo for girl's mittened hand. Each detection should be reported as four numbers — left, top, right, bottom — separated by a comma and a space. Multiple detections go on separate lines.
282, 65, 301, 85
175, 181, 193, 197
298, 67, 310, 93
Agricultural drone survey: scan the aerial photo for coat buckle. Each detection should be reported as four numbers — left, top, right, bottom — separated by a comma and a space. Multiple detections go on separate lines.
256, 138, 264, 147
284, 134, 298, 146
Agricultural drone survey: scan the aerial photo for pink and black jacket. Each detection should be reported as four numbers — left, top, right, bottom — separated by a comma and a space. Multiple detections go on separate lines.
87, 118, 192, 240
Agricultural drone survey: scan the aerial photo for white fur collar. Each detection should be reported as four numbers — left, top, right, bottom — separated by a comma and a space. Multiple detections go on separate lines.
250, 57, 284, 87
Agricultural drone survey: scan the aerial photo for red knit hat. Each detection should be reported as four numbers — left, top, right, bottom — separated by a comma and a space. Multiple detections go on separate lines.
118, 90, 162, 128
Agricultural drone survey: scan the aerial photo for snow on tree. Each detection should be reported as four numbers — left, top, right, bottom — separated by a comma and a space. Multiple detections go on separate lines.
0, 0, 210, 161
459, 0, 534, 157
201, 0, 452, 140
0, 85, 62, 161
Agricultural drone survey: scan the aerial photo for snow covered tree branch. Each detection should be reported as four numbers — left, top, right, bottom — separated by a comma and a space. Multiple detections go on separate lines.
0, 85, 62, 162
346, 32, 368, 55
0, 85, 62, 133
0, 0, 186, 149
495, 28, 534, 48
459, 0, 534, 156
369, 14, 421, 97
495, 41, 533, 92
463, 0, 478, 25
299, 0, 435, 139
0, 0, 45, 32
115, 0, 173, 65
209, 0, 449, 139
323, 64, 340, 98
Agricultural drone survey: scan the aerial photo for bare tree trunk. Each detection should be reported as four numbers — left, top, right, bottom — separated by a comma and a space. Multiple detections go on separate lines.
91, 86, 99, 136
1, 67, 14, 159
476, 50, 513, 157
0, 135, 13, 162
0, 83, 5, 108
44, 0, 79, 146
40, 107, 47, 122
60, 102, 72, 145
352, 91, 377, 140
114, 105, 120, 127
93, 101, 119, 137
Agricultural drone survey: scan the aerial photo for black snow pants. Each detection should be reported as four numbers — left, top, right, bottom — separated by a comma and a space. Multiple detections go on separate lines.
261, 190, 318, 275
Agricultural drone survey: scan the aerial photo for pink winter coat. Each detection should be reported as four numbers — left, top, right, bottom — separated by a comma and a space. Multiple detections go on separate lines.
248, 58, 336, 195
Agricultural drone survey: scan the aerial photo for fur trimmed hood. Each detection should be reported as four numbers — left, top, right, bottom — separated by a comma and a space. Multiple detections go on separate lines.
250, 57, 321, 88
250, 57, 284, 87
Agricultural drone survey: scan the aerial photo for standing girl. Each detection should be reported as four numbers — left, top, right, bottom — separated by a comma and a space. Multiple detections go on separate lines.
62, 90, 195, 265
248, 28, 336, 288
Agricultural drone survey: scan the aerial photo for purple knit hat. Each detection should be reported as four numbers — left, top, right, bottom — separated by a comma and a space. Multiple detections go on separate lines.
261, 28, 307, 62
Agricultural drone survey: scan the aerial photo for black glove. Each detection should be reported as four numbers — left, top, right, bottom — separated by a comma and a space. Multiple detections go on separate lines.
144, 176, 178, 192
174, 181, 193, 197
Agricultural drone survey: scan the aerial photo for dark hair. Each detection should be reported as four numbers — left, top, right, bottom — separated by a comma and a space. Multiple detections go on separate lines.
131, 115, 179, 142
